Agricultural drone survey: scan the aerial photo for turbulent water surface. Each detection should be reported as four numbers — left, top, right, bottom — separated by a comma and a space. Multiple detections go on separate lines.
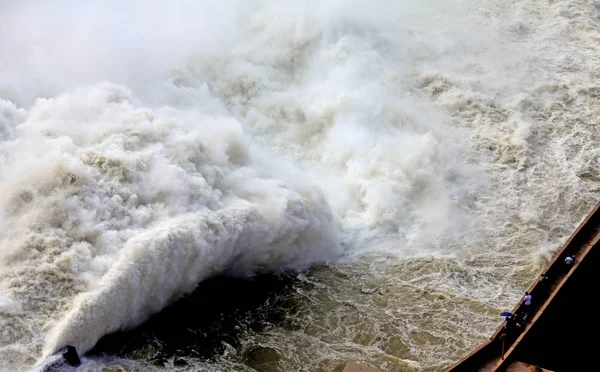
1, 0, 599, 371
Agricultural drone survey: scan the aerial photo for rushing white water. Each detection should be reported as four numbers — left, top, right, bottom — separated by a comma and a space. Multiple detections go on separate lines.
1, 0, 599, 371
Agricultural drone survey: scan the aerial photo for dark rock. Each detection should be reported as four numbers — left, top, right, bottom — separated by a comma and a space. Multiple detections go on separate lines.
29, 345, 80, 372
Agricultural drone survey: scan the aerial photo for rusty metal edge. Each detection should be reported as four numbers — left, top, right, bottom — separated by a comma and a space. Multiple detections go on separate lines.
444, 339, 493, 372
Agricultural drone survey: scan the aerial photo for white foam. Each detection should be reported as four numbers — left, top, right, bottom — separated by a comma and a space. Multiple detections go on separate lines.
0, 1, 498, 367
0, 83, 340, 360
0, 292, 21, 315
1, 0, 599, 370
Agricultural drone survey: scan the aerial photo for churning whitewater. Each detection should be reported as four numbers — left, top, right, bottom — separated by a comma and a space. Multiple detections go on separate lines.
1, 0, 599, 371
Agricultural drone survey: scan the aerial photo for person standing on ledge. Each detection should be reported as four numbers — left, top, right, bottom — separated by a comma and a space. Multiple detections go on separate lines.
564, 255, 575, 273
565, 255, 575, 265
539, 273, 550, 297
523, 292, 532, 313
539, 273, 549, 287
518, 311, 528, 325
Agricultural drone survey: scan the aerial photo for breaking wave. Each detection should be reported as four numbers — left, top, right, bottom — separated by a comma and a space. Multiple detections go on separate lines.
1, 0, 599, 371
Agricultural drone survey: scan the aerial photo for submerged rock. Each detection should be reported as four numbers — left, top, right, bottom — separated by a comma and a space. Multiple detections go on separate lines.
29, 346, 80, 372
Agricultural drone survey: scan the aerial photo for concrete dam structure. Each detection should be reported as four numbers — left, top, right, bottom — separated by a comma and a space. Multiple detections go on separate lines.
446, 200, 600, 372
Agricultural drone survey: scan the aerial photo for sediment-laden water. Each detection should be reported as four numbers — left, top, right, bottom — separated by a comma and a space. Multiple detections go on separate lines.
1, 1, 598, 371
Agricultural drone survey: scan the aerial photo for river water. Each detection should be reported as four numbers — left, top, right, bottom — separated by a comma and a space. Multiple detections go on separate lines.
1, 1, 598, 371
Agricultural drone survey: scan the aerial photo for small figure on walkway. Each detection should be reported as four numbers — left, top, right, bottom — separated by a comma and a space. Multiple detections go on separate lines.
513, 312, 521, 323
539, 273, 549, 287
503, 315, 512, 330
514, 321, 523, 332
539, 273, 551, 297
511, 313, 523, 332
519, 311, 528, 325
564, 255, 576, 274
523, 291, 532, 309
565, 255, 575, 266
